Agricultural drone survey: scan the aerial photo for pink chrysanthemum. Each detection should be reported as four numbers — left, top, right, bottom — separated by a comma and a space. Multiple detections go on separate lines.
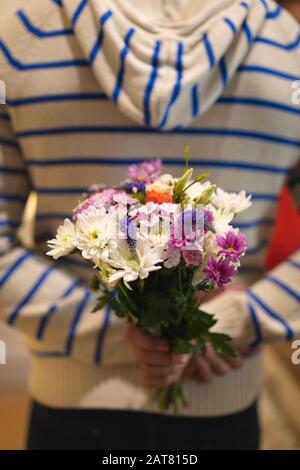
216, 231, 247, 262
72, 189, 135, 221
128, 159, 162, 183
204, 257, 237, 289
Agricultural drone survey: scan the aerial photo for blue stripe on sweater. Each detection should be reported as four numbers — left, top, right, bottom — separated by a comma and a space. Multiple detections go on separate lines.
267, 277, 300, 303
0, 136, 18, 148
17, 10, 73, 38
247, 289, 294, 340
0, 166, 27, 175
203, 33, 215, 69
16, 126, 300, 148
251, 193, 278, 201
51, 0, 62, 6
217, 96, 300, 116
266, 5, 282, 20
246, 240, 268, 255
242, 22, 252, 45
232, 218, 273, 229
144, 41, 161, 126
219, 58, 228, 86
0, 40, 88, 70
94, 305, 112, 364
36, 278, 82, 340
8, 265, 56, 325
159, 42, 184, 129
6, 93, 299, 118
223, 18, 237, 35
0, 112, 10, 121
0, 220, 20, 229
248, 302, 262, 347
7, 92, 108, 107
240, 2, 249, 10
255, 33, 300, 51
191, 84, 200, 118
26, 157, 290, 174
0, 251, 34, 288
112, 28, 136, 103
287, 260, 300, 270
238, 64, 300, 81
89, 10, 113, 65
72, 0, 88, 27
0, 193, 27, 203
65, 290, 91, 355
259, 0, 268, 11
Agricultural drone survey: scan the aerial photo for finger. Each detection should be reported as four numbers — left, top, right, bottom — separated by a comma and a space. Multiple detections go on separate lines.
193, 356, 213, 383
224, 354, 243, 369
182, 357, 197, 379
134, 348, 172, 367
128, 326, 169, 352
141, 372, 180, 389
141, 364, 184, 378
171, 353, 192, 365
204, 346, 231, 376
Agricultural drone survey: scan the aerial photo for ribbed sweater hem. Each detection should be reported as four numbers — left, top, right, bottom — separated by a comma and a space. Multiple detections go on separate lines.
28, 353, 264, 417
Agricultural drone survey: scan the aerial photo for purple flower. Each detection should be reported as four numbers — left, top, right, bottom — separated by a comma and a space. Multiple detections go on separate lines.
128, 159, 162, 183
204, 209, 214, 232
123, 182, 146, 193
182, 249, 202, 266
216, 231, 247, 262
169, 209, 204, 252
204, 257, 237, 289
72, 189, 119, 220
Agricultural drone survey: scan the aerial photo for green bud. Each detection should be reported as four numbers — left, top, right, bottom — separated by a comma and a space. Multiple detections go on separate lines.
195, 184, 216, 205
173, 168, 193, 203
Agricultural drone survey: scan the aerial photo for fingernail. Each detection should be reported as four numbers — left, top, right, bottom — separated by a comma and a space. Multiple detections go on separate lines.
172, 354, 189, 364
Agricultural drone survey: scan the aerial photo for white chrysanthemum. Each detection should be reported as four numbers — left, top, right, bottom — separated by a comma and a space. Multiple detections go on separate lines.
105, 239, 164, 289
138, 223, 171, 247
209, 206, 234, 234
75, 206, 118, 262
184, 180, 212, 203
212, 188, 252, 214
146, 174, 175, 194
47, 219, 76, 259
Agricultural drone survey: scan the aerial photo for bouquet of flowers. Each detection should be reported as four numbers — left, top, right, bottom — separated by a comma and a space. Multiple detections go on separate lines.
47, 148, 251, 412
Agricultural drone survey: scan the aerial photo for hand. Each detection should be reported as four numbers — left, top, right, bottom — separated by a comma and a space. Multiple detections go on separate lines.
127, 325, 192, 389
183, 344, 243, 384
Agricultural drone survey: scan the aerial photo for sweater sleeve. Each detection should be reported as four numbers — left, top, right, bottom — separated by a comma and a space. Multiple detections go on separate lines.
202, 248, 300, 348
0, 105, 135, 366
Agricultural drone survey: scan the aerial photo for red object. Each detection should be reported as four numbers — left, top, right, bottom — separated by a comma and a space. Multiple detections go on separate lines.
266, 186, 300, 270
145, 189, 173, 204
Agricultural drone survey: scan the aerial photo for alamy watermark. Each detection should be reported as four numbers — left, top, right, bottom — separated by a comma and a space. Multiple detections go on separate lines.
291, 80, 300, 105
0, 340, 6, 365
291, 340, 300, 366
0, 80, 6, 104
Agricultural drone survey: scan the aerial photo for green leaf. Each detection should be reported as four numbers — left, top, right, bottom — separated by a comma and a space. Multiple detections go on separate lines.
89, 275, 100, 292
207, 332, 236, 357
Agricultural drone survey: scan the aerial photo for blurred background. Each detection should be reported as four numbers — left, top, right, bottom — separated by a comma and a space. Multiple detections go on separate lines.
0, 0, 300, 450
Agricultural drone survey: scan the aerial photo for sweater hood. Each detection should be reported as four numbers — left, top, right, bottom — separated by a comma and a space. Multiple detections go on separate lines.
62, 0, 268, 129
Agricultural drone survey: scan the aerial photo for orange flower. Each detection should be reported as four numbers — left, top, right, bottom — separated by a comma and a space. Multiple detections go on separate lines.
145, 189, 173, 204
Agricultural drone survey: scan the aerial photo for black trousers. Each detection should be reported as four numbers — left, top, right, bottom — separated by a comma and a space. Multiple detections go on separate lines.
27, 400, 260, 450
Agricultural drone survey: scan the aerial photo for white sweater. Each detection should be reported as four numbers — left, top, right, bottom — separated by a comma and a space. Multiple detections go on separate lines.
0, 0, 299, 416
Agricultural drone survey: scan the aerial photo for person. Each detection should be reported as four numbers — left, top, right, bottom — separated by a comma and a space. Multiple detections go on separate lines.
0, 0, 299, 450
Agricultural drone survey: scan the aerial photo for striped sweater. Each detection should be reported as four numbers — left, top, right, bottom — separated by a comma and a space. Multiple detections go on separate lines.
0, 0, 299, 416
